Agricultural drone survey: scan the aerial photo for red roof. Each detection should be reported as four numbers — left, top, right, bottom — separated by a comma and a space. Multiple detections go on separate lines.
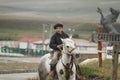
20, 37, 41, 42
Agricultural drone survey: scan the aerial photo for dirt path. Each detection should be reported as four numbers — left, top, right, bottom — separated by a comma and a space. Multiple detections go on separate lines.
0, 72, 38, 80
0, 57, 41, 63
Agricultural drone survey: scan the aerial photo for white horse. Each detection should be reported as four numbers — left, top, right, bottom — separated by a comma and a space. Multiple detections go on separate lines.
38, 38, 78, 80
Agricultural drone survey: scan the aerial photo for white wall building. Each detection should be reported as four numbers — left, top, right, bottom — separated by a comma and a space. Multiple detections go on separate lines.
19, 37, 42, 51
73, 39, 98, 53
33, 39, 50, 50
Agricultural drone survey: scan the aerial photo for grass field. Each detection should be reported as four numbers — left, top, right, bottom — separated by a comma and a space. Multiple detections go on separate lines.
80, 59, 120, 80
0, 18, 120, 41
0, 18, 99, 40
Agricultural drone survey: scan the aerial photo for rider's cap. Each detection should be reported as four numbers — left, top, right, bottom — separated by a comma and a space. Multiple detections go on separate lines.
54, 23, 63, 29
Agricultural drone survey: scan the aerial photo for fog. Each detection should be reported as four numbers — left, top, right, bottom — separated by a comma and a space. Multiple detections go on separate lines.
0, 0, 120, 22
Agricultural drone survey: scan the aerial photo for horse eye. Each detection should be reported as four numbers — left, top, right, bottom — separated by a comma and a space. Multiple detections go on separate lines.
66, 46, 69, 48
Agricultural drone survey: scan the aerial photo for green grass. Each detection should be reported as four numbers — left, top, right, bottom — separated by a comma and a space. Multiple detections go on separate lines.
80, 59, 120, 80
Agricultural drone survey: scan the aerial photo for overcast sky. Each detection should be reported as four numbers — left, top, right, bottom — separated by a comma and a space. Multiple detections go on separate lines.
0, 0, 120, 22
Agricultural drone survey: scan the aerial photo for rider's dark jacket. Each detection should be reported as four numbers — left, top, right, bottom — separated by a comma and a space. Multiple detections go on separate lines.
49, 31, 69, 51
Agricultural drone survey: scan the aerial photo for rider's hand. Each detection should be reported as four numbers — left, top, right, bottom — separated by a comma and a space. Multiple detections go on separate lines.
57, 44, 63, 48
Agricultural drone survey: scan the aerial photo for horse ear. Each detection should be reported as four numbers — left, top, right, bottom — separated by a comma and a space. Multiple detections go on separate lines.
61, 38, 64, 42
69, 35, 72, 39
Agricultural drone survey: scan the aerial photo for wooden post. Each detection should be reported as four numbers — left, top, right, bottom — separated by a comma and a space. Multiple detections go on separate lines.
112, 43, 119, 80
98, 26, 103, 67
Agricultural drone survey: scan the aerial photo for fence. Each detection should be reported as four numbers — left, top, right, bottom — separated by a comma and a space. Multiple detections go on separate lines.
0, 46, 50, 56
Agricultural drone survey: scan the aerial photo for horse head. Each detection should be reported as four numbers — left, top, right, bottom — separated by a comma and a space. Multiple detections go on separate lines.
61, 38, 77, 55
110, 8, 120, 15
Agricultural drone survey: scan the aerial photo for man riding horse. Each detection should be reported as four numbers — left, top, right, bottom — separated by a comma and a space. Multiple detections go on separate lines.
49, 23, 81, 79
49, 23, 69, 77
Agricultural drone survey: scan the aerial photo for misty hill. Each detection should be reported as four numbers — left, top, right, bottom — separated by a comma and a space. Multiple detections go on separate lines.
0, 0, 120, 22
0, 18, 120, 41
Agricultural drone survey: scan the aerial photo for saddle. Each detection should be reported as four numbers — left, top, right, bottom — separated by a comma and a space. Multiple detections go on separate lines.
49, 51, 62, 60
57, 52, 62, 60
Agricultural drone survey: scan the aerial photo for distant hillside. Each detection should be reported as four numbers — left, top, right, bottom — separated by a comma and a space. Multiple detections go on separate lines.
0, 18, 120, 40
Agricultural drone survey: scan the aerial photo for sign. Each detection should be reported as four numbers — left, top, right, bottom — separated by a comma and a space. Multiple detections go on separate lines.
96, 33, 120, 42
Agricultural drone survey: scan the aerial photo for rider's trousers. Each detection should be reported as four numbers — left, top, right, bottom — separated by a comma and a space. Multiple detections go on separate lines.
50, 51, 60, 64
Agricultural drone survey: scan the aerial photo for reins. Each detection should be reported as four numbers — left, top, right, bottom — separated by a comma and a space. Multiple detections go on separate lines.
61, 55, 74, 80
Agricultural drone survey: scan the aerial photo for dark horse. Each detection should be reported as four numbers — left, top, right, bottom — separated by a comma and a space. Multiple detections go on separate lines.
97, 7, 120, 34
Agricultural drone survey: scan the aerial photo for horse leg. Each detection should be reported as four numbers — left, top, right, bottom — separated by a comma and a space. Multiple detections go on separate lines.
38, 69, 48, 80
38, 63, 48, 80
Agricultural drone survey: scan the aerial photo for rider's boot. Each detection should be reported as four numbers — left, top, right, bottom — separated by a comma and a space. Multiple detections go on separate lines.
49, 64, 56, 78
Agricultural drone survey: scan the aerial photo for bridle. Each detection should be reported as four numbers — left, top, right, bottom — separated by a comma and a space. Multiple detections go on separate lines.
67, 47, 77, 55
58, 44, 77, 56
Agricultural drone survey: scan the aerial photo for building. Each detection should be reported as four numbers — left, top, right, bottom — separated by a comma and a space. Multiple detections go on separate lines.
73, 39, 98, 58
33, 39, 50, 51
19, 37, 42, 52
19, 38, 50, 55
